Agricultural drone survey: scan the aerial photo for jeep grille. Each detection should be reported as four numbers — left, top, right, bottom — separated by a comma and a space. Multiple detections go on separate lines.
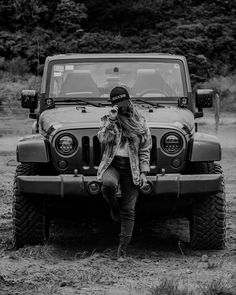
51, 128, 186, 175
81, 136, 101, 169
81, 135, 159, 172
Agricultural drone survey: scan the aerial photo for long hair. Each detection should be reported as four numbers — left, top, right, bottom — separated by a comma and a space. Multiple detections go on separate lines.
117, 102, 145, 145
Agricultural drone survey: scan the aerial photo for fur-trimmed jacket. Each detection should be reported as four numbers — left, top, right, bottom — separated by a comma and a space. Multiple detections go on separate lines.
97, 114, 152, 185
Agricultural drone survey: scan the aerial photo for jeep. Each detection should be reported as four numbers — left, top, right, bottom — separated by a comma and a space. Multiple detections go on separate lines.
13, 53, 226, 249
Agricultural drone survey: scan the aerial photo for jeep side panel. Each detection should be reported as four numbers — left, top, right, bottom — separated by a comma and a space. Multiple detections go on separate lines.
188, 133, 221, 162
17, 134, 50, 163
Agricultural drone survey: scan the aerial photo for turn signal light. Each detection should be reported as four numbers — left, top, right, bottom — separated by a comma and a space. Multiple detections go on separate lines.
171, 157, 181, 168
178, 97, 188, 107
58, 159, 68, 169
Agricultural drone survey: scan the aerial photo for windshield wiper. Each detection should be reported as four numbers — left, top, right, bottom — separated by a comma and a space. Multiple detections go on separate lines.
54, 98, 102, 107
133, 98, 165, 108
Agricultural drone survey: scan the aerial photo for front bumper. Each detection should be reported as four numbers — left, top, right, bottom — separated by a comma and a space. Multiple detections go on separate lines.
17, 173, 222, 198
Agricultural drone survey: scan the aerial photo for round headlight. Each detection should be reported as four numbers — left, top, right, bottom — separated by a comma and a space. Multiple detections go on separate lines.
56, 134, 78, 155
161, 133, 183, 154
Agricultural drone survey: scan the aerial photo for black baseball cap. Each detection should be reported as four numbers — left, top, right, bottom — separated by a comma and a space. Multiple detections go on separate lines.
110, 87, 130, 106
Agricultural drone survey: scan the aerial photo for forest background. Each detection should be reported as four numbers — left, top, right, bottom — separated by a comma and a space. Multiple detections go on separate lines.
0, 0, 236, 112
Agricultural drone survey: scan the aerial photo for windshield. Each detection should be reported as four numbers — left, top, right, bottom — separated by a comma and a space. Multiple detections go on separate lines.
49, 61, 185, 100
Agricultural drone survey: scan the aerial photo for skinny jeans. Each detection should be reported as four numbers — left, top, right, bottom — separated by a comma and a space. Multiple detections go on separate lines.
101, 156, 139, 242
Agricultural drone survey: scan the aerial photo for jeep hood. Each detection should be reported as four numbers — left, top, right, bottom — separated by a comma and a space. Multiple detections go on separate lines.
39, 106, 195, 135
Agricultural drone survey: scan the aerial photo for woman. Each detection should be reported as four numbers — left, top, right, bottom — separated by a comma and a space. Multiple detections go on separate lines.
97, 86, 152, 261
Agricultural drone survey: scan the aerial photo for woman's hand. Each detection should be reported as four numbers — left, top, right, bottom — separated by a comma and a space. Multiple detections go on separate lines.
109, 105, 118, 120
139, 172, 148, 189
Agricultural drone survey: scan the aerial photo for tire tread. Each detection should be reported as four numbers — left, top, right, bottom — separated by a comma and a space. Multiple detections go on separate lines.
13, 163, 48, 249
190, 162, 226, 250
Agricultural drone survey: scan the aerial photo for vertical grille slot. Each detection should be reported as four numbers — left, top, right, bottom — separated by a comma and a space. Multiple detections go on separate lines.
150, 135, 157, 168
93, 136, 101, 167
82, 136, 90, 168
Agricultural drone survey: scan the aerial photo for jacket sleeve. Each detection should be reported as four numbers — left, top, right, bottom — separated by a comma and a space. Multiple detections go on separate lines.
97, 115, 117, 144
138, 119, 152, 173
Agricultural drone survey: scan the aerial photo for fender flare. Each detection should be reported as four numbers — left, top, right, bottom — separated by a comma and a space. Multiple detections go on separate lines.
17, 134, 50, 163
188, 132, 221, 162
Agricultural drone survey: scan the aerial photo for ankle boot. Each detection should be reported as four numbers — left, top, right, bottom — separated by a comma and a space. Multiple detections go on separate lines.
117, 236, 130, 261
117, 242, 127, 261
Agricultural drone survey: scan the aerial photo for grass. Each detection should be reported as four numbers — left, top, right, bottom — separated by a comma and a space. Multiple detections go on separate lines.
151, 279, 236, 295
8, 244, 55, 261
5, 245, 118, 294
199, 280, 236, 295
151, 279, 194, 295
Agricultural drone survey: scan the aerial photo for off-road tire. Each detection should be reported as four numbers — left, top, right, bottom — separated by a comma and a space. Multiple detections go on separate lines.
13, 163, 49, 249
189, 162, 226, 250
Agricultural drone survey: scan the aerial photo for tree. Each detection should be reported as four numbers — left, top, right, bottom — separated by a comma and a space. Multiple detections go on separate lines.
0, 0, 16, 31
53, 0, 87, 35
13, 0, 48, 31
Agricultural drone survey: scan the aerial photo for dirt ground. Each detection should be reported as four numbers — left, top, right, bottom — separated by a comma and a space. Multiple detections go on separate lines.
0, 113, 235, 295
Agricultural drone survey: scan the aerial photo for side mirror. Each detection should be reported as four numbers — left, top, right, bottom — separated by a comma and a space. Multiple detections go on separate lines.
196, 89, 214, 109
21, 90, 38, 110
21, 90, 38, 118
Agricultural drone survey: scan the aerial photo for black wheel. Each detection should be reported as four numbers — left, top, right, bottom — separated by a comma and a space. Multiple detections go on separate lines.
13, 163, 49, 249
189, 162, 226, 250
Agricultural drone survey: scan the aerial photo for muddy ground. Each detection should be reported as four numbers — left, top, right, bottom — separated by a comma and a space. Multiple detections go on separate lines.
0, 113, 235, 295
